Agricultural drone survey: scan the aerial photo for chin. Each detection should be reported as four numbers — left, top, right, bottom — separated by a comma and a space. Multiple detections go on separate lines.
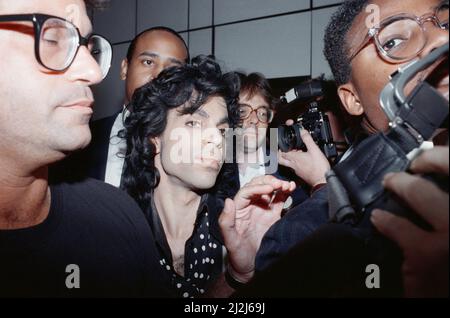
244, 145, 259, 153
188, 171, 218, 190
55, 130, 92, 153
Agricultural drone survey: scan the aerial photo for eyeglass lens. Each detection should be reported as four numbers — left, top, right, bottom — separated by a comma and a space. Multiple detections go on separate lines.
239, 105, 272, 123
377, 5, 448, 60
39, 18, 111, 78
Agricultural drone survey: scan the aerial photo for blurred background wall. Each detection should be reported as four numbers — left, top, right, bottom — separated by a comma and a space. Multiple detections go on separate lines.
89, 0, 343, 120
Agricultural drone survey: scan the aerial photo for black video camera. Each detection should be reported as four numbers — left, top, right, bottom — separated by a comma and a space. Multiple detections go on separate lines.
278, 78, 338, 160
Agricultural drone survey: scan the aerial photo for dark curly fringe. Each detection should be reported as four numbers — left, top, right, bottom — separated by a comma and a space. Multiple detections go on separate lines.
323, 0, 370, 85
120, 55, 240, 212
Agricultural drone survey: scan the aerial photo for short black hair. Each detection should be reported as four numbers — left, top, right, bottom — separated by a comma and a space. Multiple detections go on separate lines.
120, 55, 239, 211
234, 72, 278, 110
126, 26, 190, 63
85, 0, 110, 10
323, 0, 370, 86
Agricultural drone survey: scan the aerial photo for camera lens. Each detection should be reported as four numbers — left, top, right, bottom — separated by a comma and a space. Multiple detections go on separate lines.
278, 124, 304, 152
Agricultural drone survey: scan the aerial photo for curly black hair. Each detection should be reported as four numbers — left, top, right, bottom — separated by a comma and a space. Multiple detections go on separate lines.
120, 55, 240, 211
323, 0, 370, 86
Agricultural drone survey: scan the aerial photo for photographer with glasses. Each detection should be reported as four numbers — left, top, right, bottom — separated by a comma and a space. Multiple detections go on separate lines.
0, 0, 169, 297
327, 0, 448, 297
229, 73, 332, 272
235, 0, 449, 297
228, 73, 328, 203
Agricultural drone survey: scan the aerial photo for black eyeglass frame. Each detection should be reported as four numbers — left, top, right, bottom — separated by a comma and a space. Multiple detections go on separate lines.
0, 13, 112, 74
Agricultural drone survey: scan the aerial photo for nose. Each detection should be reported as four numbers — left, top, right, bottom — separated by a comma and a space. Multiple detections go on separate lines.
153, 64, 164, 79
205, 127, 224, 149
418, 20, 449, 59
66, 46, 103, 85
247, 109, 259, 125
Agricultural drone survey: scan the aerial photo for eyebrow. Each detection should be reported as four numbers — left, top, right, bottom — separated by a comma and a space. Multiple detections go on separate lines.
239, 103, 270, 109
138, 52, 159, 59
194, 109, 230, 126
433, 0, 447, 11
194, 108, 210, 119
217, 117, 230, 126
138, 51, 183, 65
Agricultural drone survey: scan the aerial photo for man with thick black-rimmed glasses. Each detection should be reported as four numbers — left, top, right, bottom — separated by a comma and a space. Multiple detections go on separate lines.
0, 0, 169, 297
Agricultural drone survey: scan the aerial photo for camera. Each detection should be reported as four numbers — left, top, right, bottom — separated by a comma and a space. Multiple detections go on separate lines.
278, 78, 338, 160
328, 43, 449, 226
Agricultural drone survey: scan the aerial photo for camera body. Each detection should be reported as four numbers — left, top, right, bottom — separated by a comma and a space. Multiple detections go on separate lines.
278, 78, 338, 160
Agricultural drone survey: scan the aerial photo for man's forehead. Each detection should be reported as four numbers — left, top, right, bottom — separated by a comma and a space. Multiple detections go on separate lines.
352, 0, 442, 28
135, 31, 187, 55
373, 0, 441, 16
0, 0, 92, 35
194, 98, 227, 117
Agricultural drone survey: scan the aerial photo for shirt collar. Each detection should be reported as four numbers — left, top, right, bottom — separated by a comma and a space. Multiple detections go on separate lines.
147, 193, 223, 262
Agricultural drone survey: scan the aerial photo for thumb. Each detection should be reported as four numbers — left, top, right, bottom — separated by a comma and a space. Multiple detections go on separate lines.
219, 198, 237, 237
300, 128, 319, 152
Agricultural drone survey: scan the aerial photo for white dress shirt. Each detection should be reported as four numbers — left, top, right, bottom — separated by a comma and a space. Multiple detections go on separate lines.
104, 109, 129, 187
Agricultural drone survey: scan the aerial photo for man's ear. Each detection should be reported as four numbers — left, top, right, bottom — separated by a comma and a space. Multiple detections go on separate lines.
337, 83, 364, 116
151, 137, 161, 154
120, 59, 128, 81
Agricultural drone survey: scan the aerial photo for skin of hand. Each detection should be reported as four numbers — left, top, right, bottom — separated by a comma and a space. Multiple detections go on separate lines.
219, 175, 296, 283
371, 146, 449, 297
278, 120, 331, 187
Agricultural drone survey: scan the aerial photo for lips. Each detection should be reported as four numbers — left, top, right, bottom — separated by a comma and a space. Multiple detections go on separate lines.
199, 157, 221, 170
63, 100, 94, 109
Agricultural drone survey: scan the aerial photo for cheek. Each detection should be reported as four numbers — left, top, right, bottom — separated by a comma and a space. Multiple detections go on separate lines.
127, 69, 153, 91
353, 61, 394, 106
241, 118, 253, 128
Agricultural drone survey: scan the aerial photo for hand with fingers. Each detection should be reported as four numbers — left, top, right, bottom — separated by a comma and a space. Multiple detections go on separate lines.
371, 146, 449, 297
278, 120, 330, 188
219, 175, 296, 284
